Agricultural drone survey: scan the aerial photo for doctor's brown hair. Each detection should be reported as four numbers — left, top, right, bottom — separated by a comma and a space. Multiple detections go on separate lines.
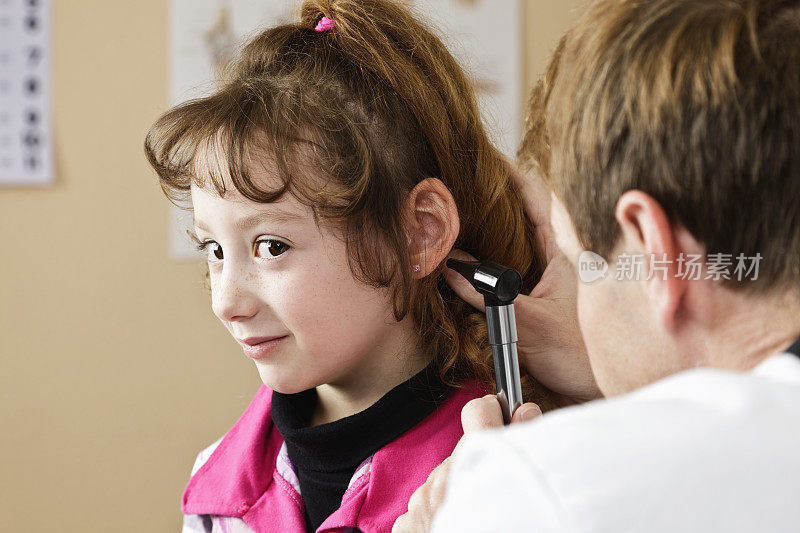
145, 0, 553, 407
534, 0, 800, 293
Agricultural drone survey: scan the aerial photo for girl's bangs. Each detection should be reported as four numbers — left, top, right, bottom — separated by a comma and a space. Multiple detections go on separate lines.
147, 87, 312, 207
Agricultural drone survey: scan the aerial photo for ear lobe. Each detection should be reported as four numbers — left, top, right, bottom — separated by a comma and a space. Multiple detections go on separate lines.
405, 178, 460, 279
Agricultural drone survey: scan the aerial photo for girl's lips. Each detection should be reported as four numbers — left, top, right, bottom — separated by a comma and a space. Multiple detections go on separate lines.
238, 336, 283, 346
240, 336, 287, 359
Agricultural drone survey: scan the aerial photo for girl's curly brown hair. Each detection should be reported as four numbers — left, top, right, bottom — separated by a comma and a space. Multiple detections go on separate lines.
145, 0, 555, 409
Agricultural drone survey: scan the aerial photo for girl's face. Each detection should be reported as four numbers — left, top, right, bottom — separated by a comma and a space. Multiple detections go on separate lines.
189, 180, 419, 396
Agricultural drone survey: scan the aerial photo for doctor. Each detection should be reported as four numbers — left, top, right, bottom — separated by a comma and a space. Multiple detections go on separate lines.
394, 0, 800, 531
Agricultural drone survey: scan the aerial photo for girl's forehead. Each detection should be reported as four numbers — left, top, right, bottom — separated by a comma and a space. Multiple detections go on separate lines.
189, 181, 315, 230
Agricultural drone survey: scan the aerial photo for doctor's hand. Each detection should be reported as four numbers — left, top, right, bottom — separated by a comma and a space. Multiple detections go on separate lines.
444, 161, 601, 405
392, 395, 542, 533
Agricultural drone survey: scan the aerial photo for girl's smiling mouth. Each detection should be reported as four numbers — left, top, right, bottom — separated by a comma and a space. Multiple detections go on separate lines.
237, 336, 288, 359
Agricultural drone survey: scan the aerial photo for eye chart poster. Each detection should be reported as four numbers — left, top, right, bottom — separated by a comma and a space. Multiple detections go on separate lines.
0, 0, 53, 186
168, 0, 521, 260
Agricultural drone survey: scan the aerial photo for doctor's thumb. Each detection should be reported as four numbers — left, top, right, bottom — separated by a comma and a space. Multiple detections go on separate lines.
511, 402, 543, 424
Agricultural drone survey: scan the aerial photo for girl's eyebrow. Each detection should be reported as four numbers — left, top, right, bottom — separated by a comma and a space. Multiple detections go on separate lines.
193, 210, 302, 232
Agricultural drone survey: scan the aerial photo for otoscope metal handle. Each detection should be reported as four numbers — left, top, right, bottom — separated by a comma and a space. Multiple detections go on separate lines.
487, 304, 523, 424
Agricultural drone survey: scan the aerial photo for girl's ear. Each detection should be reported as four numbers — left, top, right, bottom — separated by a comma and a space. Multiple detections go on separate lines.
404, 178, 460, 279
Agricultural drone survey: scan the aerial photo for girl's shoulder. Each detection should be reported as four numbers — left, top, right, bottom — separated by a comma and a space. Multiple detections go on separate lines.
185, 383, 274, 477
189, 435, 225, 477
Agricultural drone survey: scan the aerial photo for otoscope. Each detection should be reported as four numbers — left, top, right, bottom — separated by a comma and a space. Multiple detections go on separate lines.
447, 258, 524, 425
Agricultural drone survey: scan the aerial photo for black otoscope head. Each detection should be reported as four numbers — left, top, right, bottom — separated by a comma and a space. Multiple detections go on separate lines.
446, 258, 522, 306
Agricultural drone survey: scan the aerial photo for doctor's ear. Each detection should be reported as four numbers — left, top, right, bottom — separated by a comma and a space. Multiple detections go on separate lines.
403, 178, 460, 279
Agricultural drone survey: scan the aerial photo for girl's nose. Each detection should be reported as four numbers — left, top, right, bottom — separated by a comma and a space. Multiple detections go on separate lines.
211, 265, 259, 323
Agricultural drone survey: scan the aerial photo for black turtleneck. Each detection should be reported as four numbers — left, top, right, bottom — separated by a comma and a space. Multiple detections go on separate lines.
787, 336, 800, 359
270, 362, 452, 532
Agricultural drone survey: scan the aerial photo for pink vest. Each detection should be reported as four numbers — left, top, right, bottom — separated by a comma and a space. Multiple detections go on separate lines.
182, 381, 490, 532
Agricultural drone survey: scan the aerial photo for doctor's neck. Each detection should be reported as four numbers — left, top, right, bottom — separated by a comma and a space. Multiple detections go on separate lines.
703, 289, 800, 371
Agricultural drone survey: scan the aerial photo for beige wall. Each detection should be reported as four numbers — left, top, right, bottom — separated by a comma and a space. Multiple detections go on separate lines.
0, 1, 584, 530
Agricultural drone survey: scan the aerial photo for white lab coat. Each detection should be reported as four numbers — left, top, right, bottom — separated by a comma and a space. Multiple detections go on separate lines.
432, 351, 800, 532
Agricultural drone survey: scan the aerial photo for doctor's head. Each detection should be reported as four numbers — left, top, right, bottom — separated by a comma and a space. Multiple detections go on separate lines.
521, 0, 800, 396
144, 0, 542, 395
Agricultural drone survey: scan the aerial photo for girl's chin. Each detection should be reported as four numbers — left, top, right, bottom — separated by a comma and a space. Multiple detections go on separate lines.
256, 367, 318, 394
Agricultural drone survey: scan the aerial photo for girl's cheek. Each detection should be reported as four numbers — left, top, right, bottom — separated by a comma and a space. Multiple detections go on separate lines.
282, 263, 367, 332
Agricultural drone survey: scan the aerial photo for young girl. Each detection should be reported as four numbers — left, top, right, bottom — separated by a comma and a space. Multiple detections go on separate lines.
145, 1, 544, 531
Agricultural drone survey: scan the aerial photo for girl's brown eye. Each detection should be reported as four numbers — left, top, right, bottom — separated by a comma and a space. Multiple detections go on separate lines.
258, 239, 290, 258
208, 242, 223, 260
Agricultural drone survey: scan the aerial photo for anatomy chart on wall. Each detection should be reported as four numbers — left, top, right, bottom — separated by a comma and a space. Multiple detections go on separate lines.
168, 0, 296, 260
412, 0, 522, 156
0, 0, 54, 186
167, 0, 521, 260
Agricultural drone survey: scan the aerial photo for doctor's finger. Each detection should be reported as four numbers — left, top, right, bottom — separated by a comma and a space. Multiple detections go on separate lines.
505, 157, 552, 232
461, 395, 504, 434
442, 249, 485, 312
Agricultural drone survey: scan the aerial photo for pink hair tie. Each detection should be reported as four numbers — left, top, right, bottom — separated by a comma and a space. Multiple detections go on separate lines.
315, 16, 336, 32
